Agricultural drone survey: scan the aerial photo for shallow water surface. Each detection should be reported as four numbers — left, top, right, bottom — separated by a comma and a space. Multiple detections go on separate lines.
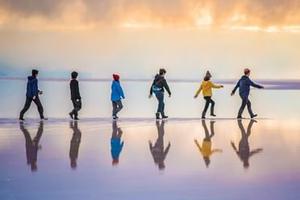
0, 118, 299, 200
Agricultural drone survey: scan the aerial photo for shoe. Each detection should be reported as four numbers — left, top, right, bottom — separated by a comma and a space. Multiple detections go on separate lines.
19, 117, 25, 121
69, 112, 74, 119
41, 117, 48, 120
211, 114, 216, 117
113, 115, 118, 120
74, 117, 79, 120
251, 114, 258, 118
161, 113, 168, 119
156, 113, 160, 120
201, 116, 206, 119
237, 116, 243, 119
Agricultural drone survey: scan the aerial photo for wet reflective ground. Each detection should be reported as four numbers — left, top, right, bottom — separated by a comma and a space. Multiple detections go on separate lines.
0, 118, 299, 200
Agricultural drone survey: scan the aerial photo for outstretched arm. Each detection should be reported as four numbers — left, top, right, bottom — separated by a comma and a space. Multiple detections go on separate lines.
211, 82, 224, 89
250, 80, 264, 89
194, 139, 202, 151
164, 142, 171, 157
231, 141, 238, 153
163, 80, 171, 96
194, 85, 202, 98
231, 80, 240, 96
212, 149, 223, 153
249, 148, 263, 157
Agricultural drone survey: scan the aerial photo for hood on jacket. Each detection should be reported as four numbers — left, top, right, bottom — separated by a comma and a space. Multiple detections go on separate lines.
27, 75, 36, 81
113, 74, 120, 81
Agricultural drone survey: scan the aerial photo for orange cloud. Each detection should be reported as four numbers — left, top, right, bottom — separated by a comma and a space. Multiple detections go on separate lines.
0, 0, 299, 32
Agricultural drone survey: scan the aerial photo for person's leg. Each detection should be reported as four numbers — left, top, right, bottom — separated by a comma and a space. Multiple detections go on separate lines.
238, 96, 247, 118
112, 101, 117, 117
19, 97, 32, 119
74, 99, 82, 119
155, 92, 164, 113
33, 97, 44, 119
115, 100, 123, 115
202, 97, 210, 118
246, 99, 256, 118
210, 98, 215, 116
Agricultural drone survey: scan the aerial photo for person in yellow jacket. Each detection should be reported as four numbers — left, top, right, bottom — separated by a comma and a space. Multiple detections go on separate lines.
194, 71, 224, 119
194, 120, 222, 168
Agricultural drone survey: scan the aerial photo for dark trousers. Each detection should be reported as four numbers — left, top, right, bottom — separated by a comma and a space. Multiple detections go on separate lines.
20, 96, 44, 119
238, 95, 254, 117
155, 92, 165, 114
202, 96, 215, 117
70, 99, 82, 118
112, 100, 123, 116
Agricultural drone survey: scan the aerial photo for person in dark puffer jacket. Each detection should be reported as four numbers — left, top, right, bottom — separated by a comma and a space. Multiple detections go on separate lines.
149, 68, 171, 119
231, 68, 264, 119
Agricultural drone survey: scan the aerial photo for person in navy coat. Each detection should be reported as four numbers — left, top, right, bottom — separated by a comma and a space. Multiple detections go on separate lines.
231, 68, 264, 119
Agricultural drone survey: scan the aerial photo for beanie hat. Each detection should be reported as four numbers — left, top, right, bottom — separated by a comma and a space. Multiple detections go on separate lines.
113, 74, 120, 81
205, 70, 212, 78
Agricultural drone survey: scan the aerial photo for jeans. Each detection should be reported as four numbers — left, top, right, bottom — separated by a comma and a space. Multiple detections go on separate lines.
238, 95, 254, 117
202, 96, 215, 117
155, 92, 165, 114
70, 99, 82, 118
20, 96, 44, 119
112, 100, 123, 116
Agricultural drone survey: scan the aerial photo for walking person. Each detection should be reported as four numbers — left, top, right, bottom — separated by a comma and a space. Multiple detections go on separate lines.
19, 69, 46, 121
231, 119, 263, 169
111, 74, 125, 120
69, 121, 81, 169
69, 71, 81, 120
149, 68, 171, 119
231, 68, 264, 119
194, 71, 223, 119
19, 121, 44, 172
194, 120, 222, 168
149, 120, 171, 170
111, 120, 124, 166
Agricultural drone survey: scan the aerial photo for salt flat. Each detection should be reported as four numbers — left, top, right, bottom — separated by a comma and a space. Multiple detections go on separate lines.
0, 118, 299, 200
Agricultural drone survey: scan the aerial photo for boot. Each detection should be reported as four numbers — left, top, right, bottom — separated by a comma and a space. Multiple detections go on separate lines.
156, 113, 161, 120
161, 113, 168, 119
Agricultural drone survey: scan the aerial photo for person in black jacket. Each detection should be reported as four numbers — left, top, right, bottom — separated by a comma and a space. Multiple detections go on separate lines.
149, 68, 171, 119
69, 71, 81, 120
231, 68, 264, 119
19, 69, 45, 121
20, 121, 44, 172
69, 121, 81, 169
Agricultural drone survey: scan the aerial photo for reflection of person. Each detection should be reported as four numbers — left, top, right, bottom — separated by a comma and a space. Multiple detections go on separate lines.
69, 71, 81, 120
111, 74, 125, 120
149, 121, 171, 170
111, 121, 124, 165
20, 121, 44, 172
231, 119, 263, 169
19, 69, 46, 121
69, 121, 81, 169
194, 120, 222, 168
194, 71, 224, 119
231, 68, 264, 119
149, 68, 171, 119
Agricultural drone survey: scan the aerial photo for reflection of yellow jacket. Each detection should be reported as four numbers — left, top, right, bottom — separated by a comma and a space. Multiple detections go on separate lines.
195, 81, 222, 97
195, 140, 222, 158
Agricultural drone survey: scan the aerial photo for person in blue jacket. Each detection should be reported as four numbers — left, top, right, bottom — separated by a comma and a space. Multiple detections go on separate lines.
19, 69, 46, 121
111, 74, 125, 120
111, 120, 124, 166
231, 68, 264, 119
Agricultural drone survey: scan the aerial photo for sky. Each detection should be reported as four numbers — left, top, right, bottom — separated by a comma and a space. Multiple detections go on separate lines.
0, 0, 300, 79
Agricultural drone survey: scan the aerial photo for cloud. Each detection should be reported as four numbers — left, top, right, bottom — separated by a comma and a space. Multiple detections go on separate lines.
0, 0, 300, 31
